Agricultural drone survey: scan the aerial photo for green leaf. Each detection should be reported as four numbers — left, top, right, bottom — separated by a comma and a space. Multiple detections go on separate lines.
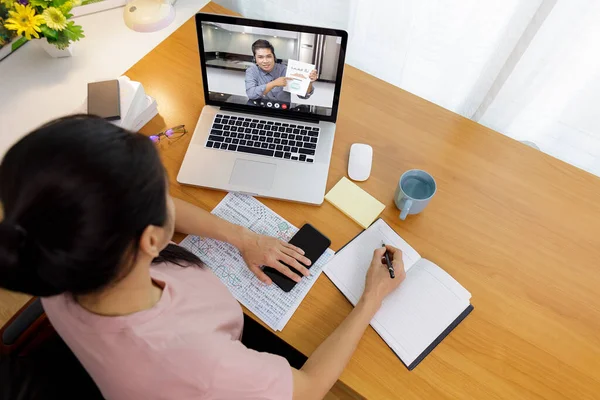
51, 0, 68, 8
29, 0, 51, 8
63, 21, 84, 42
40, 24, 58, 40
11, 36, 27, 51
46, 31, 69, 49
53, 40, 70, 50
44, 21, 83, 49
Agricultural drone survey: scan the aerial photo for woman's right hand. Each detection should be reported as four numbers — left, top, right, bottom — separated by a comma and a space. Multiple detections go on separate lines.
291, 245, 406, 400
362, 245, 406, 307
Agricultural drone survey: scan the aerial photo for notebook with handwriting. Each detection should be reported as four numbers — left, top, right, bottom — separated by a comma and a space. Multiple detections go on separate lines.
324, 219, 473, 370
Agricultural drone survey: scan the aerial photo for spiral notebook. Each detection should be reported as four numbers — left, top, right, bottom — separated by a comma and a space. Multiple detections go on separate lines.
324, 219, 473, 370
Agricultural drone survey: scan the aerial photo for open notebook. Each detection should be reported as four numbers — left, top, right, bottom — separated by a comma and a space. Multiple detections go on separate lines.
324, 219, 473, 370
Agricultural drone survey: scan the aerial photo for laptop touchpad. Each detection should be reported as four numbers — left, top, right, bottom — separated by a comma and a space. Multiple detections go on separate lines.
229, 159, 277, 190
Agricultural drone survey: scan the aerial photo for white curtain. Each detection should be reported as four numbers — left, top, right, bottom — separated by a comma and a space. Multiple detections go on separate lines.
478, 0, 600, 175
215, 0, 600, 177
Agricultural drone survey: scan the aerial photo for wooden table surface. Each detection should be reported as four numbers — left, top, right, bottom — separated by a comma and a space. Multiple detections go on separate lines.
126, 2, 600, 399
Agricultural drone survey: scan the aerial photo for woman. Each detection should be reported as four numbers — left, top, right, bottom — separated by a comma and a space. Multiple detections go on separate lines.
0, 115, 405, 400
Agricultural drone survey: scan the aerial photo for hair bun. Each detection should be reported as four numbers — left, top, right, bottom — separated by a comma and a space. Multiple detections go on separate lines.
0, 220, 26, 246
0, 221, 66, 296
0, 220, 27, 261
0, 221, 30, 290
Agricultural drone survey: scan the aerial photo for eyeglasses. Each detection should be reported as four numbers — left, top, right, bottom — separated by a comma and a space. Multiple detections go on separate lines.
149, 125, 187, 143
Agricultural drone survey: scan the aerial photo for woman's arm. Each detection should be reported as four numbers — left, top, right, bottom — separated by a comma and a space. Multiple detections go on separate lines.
173, 198, 311, 284
291, 246, 406, 400
173, 197, 246, 248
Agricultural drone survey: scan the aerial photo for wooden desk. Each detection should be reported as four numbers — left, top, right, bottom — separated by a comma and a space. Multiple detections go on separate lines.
127, 2, 600, 398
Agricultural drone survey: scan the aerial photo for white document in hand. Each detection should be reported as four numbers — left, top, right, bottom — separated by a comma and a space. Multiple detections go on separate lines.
284, 59, 315, 96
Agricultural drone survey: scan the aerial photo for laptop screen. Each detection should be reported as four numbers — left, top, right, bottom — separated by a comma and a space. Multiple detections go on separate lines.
197, 16, 347, 121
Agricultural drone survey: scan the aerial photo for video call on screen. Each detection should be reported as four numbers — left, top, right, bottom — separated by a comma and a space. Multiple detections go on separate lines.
201, 22, 343, 117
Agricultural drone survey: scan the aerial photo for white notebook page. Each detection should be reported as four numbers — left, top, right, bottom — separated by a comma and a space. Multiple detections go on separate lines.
324, 219, 421, 305
372, 259, 471, 365
325, 220, 471, 366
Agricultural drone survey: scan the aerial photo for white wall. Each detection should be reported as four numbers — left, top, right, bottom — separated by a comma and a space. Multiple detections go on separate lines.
479, 0, 600, 176
202, 24, 298, 60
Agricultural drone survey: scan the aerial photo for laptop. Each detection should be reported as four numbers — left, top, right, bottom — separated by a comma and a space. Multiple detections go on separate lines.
177, 13, 348, 205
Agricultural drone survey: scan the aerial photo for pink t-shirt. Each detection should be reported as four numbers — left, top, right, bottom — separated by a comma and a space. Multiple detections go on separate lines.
41, 262, 293, 400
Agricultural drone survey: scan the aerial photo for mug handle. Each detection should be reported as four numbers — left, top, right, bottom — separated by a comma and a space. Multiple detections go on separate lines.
399, 199, 413, 220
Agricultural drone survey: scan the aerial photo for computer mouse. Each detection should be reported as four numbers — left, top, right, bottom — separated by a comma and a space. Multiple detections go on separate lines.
348, 143, 373, 181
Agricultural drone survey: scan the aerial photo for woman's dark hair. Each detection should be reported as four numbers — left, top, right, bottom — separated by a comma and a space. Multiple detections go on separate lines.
251, 39, 276, 60
0, 115, 201, 297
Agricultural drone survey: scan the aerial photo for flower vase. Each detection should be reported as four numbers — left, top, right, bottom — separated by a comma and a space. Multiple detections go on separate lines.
36, 37, 73, 58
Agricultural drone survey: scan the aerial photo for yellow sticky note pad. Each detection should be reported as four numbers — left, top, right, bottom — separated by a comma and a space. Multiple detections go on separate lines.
325, 177, 386, 229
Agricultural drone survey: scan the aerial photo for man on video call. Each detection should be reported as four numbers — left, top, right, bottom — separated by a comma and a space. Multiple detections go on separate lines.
245, 39, 318, 104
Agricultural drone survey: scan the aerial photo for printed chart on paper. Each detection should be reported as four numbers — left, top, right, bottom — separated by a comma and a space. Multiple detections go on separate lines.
180, 193, 334, 331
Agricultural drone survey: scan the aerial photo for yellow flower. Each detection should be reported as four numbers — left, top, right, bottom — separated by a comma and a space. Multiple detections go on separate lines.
4, 3, 45, 40
42, 7, 67, 31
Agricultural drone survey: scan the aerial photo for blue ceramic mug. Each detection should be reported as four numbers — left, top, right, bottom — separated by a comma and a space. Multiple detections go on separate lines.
394, 169, 437, 220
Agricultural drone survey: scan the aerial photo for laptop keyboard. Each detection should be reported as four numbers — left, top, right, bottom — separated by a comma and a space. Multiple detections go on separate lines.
205, 114, 320, 163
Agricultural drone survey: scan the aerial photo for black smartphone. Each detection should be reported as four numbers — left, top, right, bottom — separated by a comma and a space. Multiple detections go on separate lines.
264, 224, 331, 292
88, 80, 121, 121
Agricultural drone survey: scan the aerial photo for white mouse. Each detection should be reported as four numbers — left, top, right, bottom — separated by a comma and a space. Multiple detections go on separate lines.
348, 143, 373, 181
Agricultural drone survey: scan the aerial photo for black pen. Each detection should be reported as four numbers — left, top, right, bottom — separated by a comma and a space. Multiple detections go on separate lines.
382, 243, 395, 279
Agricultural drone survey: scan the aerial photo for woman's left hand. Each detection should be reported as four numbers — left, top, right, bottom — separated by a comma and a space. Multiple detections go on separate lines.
309, 69, 318, 82
238, 230, 311, 285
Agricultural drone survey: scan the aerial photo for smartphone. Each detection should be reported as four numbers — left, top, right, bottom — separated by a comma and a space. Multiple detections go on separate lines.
263, 224, 331, 292
88, 80, 121, 121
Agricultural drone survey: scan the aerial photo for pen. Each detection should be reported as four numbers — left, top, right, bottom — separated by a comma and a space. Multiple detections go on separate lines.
382, 243, 395, 279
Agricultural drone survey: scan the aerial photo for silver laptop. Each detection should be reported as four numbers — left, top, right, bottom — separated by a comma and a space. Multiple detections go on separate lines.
177, 13, 348, 205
